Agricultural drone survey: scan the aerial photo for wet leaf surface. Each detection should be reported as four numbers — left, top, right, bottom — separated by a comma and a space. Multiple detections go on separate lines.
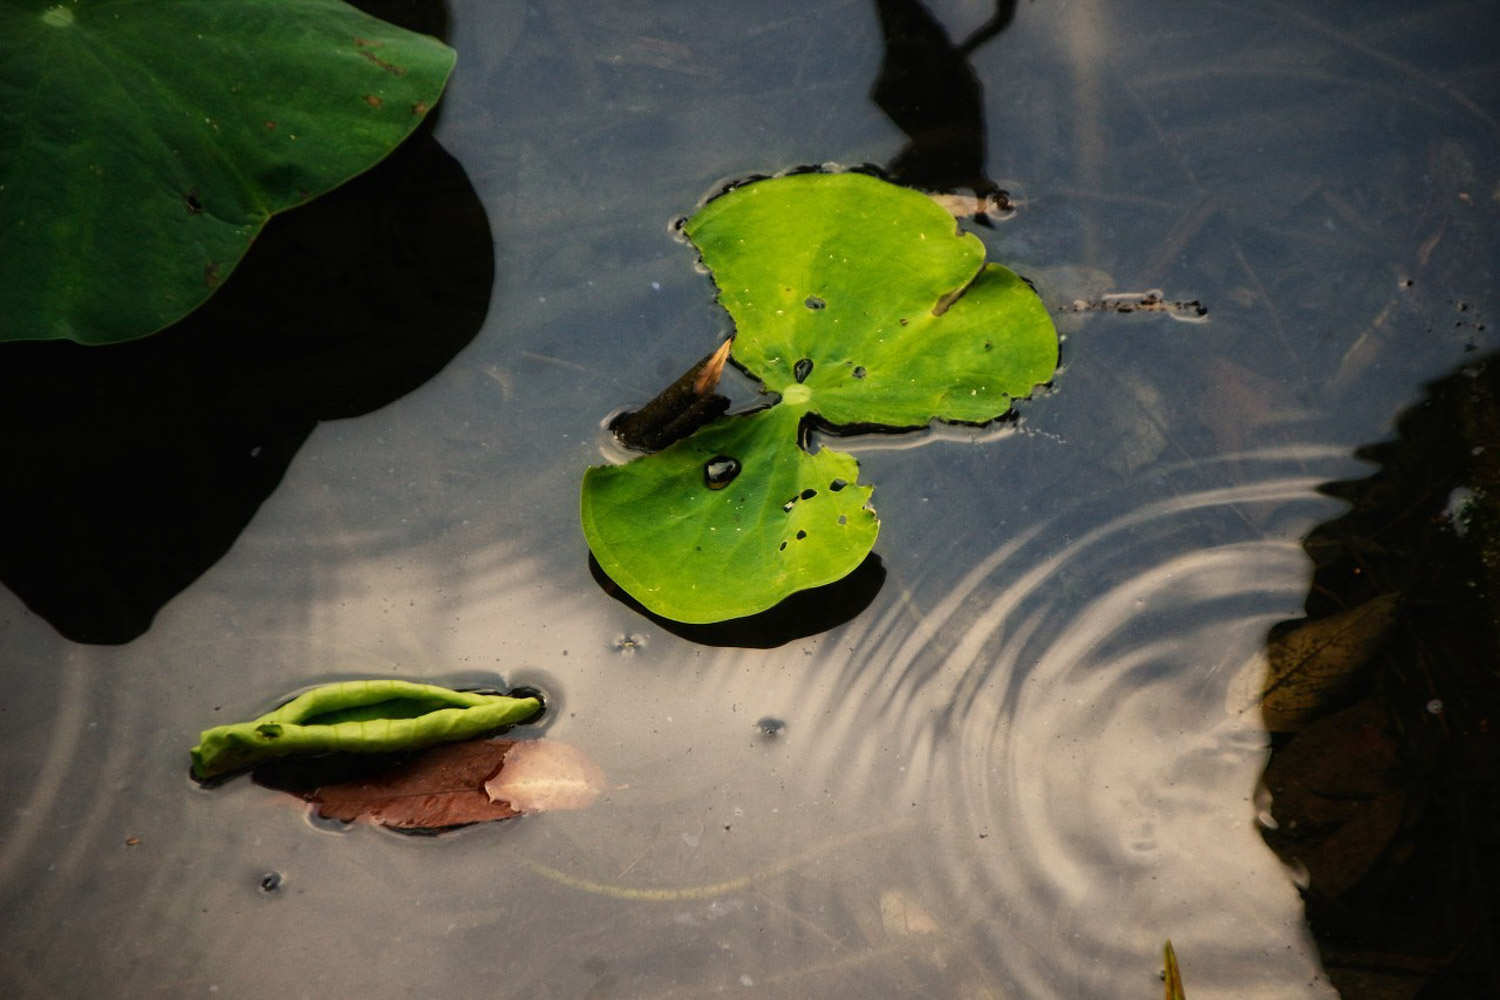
583, 404, 879, 624
582, 172, 1057, 624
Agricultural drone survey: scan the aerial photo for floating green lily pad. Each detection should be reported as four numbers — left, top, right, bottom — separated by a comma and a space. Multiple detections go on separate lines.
190, 679, 542, 779
582, 172, 1058, 624
582, 404, 878, 624
0, 0, 455, 344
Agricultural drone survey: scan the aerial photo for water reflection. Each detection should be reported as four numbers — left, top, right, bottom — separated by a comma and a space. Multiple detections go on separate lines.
1257, 355, 1500, 998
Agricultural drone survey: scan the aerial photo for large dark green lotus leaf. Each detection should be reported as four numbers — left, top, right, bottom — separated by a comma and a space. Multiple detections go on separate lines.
0, 0, 454, 344
684, 172, 1057, 427
581, 404, 878, 624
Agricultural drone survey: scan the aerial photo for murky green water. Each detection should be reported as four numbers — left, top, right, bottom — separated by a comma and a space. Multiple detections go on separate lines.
2, 0, 1496, 996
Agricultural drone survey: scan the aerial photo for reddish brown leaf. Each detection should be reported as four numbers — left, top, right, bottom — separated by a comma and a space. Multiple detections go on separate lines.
306, 738, 519, 829
255, 737, 607, 830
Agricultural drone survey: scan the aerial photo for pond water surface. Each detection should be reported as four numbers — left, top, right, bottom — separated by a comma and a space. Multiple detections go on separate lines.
2, 1, 1496, 997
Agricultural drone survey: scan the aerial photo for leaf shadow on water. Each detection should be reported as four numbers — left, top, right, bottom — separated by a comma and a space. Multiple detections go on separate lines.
1254, 353, 1500, 999
872, 0, 1018, 202
0, 2, 489, 645
588, 552, 886, 648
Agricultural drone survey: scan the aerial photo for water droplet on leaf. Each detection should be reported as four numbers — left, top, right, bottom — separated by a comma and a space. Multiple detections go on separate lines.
703, 455, 741, 489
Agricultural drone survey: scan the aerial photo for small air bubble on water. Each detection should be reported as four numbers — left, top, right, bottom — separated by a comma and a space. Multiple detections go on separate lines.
613, 634, 646, 654
756, 717, 785, 737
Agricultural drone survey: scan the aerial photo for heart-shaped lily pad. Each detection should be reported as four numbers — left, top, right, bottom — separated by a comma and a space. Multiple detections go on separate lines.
0, 0, 454, 344
582, 172, 1058, 624
582, 404, 878, 624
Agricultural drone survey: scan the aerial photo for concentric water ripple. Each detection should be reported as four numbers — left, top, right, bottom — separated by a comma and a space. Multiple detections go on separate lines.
792, 445, 1357, 996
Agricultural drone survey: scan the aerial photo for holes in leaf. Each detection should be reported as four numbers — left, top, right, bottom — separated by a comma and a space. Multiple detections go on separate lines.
795, 530, 807, 540
703, 455, 741, 490
852, 366, 866, 379
804, 296, 826, 310
829, 479, 847, 492
783, 487, 818, 513
778, 541, 787, 551
793, 358, 814, 383
983, 340, 993, 351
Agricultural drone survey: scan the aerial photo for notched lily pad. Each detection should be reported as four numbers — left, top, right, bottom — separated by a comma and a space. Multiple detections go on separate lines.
582, 405, 878, 624
684, 172, 1056, 428
582, 171, 1058, 624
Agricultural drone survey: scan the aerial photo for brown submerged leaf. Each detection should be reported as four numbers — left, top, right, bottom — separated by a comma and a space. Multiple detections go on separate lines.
306, 738, 520, 829
1245, 593, 1400, 731
260, 738, 605, 830
1260, 698, 1406, 897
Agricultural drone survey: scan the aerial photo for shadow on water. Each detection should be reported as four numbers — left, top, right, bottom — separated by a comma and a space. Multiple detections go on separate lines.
0, 1, 489, 645
871, 0, 1018, 201
1256, 354, 1500, 998
589, 552, 886, 648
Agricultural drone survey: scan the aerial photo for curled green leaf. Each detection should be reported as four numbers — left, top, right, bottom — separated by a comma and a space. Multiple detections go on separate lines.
190, 680, 543, 779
